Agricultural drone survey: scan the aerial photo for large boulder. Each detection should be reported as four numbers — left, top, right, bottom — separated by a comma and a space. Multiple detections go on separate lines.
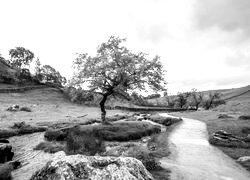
31, 151, 154, 180
237, 156, 250, 170
0, 143, 14, 163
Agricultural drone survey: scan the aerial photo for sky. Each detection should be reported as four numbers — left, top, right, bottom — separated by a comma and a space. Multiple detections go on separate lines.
0, 0, 250, 94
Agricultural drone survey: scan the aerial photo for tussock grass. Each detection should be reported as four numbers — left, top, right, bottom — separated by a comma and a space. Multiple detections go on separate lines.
74, 121, 161, 141
34, 141, 65, 153
44, 129, 67, 141
66, 127, 104, 156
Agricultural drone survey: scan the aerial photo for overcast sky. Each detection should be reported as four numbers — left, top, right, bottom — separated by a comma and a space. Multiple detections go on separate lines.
0, 0, 250, 94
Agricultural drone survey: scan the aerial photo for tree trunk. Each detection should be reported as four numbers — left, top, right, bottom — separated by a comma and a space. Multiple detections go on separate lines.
99, 93, 109, 122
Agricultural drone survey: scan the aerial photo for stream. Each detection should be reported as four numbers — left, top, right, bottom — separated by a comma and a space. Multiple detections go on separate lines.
8, 132, 55, 180
7, 114, 250, 180
160, 113, 250, 180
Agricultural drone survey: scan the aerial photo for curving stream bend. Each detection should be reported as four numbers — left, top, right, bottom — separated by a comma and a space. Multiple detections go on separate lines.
160, 113, 250, 180
9, 132, 56, 180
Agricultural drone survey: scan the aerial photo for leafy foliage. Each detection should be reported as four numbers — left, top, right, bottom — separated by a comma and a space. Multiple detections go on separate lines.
202, 92, 225, 110
9, 47, 34, 69
64, 86, 94, 104
40, 65, 66, 86
175, 92, 190, 108
71, 36, 166, 120
188, 88, 204, 110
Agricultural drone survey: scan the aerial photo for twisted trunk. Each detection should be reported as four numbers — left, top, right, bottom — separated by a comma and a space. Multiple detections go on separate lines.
99, 91, 112, 122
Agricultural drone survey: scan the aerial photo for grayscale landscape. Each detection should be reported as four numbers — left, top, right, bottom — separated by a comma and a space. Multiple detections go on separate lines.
0, 0, 250, 180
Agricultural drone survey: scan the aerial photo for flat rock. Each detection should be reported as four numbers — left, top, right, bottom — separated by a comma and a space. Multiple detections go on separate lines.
209, 130, 250, 148
237, 156, 250, 170
31, 151, 154, 180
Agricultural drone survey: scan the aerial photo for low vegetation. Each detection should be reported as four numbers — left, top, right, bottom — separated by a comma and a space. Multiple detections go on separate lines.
0, 122, 47, 138
44, 129, 68, 141
71, 122, 161, 142
125, 146, 159, 171
66, 127, 104, 156
34, 141, 65, 153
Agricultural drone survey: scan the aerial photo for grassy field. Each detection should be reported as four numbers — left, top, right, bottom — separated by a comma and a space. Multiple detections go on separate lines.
0, 87, 127, 129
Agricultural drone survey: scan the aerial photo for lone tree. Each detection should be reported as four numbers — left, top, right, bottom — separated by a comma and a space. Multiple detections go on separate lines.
9, 47, 34, 69
72, 36, 166, 122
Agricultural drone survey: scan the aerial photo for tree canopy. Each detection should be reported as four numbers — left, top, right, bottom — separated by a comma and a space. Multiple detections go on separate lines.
40, 65, 66, 86
72, 36, 166, 121
9, 47, 34, 69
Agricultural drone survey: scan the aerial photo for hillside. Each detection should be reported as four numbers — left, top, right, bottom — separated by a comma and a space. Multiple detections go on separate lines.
0, 87, 125, 129
0, 58, 16, 83
148, 85, 250, 112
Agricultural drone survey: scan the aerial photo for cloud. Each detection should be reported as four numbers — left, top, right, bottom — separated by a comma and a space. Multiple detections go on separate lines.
194, 0, 250, 37
215, 75, 250, 87
137, 24, 170, 43
225, 51, 250, 70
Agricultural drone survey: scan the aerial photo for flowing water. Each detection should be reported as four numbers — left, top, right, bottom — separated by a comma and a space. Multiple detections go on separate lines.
160, 113, 250, 180
8, 133, 55, 180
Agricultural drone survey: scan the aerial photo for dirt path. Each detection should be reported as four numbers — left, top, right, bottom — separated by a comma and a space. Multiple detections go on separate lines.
159, 113, 250, 180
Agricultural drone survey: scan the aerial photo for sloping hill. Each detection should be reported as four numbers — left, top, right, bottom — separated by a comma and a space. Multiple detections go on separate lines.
0, 87, 125, 129
215, 85, 250, 113
221, 85, 250, 100
0, 58, 16, 83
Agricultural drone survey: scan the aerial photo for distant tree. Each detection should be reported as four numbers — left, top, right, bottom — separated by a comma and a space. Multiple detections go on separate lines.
9, 47, 34, 69
165, 96, 175, 108
71, 36, 166, 122
176, 92, 191, 108
40, 65, 66, 86
34, 58, 43, 81
146, 93, 161, 99
163, 91, 168, 97
131, 92, 147, 105
202, 92, 225, 110
189, 88, 204, 110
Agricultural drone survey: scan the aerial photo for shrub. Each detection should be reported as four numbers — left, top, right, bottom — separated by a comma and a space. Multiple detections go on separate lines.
34, 142, 64, 153
125, 146, 159, 171
65, 127, 104, 156
44, 129, 67, 141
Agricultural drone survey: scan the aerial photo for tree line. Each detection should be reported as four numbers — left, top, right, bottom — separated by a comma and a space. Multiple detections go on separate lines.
0, 47, 66, 87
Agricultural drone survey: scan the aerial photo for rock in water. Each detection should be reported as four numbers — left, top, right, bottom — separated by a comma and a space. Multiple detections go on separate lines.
0, 143, 14, 163
31, 151, 154, 180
